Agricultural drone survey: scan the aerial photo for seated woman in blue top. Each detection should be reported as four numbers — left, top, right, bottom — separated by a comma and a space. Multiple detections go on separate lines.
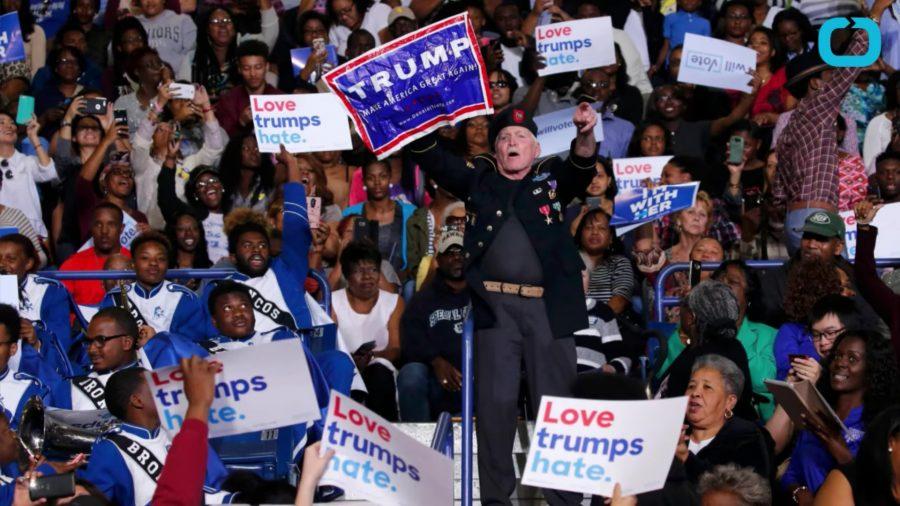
781, 329, 900, 503
774, 260, 846, 379
342, 159, 416, 276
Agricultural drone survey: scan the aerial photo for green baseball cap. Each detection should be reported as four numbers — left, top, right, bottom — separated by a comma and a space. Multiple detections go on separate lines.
802, 211, 845, 238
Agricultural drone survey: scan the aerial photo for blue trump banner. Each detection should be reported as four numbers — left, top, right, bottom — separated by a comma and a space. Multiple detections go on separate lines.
0, 12, 24, 64
611, 182, 700, 233
324, 13, 492, 158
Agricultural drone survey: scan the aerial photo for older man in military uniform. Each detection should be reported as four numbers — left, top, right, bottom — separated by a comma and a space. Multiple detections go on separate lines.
409, 102, 598, 505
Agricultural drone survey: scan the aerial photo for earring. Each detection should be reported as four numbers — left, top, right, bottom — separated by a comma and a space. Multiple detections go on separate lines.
725, 408, 733, 420
890, 446, 894, 453
362, 185, 367, 191
389, 183, 394, 189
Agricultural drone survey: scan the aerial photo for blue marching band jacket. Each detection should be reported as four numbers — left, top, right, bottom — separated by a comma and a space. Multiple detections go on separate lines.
0, 182, 357, 505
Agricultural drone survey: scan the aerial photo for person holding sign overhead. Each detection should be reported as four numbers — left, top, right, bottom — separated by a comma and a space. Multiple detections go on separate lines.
774, 0, 895, 255
408, 103, 599, 505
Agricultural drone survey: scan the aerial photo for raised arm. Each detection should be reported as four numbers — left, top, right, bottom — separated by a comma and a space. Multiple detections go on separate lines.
710, 73, 762, 138
406, 134, 477, 199
276, 145, 312, 279
157, 142, 193, 225
854, 201, 900, 360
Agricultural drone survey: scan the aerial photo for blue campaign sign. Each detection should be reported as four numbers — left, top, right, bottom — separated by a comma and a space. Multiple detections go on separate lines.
324, 13, 493, 158
611, 182, 700, 230
0, 12, 25, 65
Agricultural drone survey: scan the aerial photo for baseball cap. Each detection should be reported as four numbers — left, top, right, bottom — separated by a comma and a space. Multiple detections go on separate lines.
388, 6, 415, 25
802, 211, 845, 238
437, 229, 464, 254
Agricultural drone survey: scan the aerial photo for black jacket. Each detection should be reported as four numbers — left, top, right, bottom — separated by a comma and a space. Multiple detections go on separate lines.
408, 135, 597, 338
661, 339, 758, 422
684, 416, 775, 484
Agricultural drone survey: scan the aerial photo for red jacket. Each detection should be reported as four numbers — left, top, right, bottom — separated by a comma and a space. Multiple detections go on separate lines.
151, 419, 208, 506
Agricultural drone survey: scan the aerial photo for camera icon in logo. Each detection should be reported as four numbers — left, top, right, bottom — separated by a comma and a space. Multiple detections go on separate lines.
818, 17, 882, 67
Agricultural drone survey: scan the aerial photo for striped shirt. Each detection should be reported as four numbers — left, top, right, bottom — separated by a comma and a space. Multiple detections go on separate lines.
585, 254, 635, 303
774, 29, 868, 209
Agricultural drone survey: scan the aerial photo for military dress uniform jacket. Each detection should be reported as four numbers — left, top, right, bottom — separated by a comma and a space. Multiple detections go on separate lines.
409, 136, 597, 338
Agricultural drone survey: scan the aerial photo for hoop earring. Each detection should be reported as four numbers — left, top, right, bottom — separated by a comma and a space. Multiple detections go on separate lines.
725, 408, 733, 420
362, 185, 367, 191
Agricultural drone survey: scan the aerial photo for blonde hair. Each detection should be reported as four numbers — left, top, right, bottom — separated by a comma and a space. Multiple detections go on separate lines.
676, 190, 713, 234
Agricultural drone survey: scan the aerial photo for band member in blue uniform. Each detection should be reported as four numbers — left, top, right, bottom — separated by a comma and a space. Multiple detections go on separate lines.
201, 146, 313, 335
51, 307, 189, 411
0, 234, 73, 380
80, 368, 233, 505
100, 232, 208, 342
0, 304, 50, 429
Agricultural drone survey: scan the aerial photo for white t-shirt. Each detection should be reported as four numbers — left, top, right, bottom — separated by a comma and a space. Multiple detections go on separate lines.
329, 3, 392, 56
688, 436, 715, 454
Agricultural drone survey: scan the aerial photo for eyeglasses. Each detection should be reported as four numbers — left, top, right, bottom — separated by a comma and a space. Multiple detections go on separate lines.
85, 334, 129, 348
242, 144, 259, 153
196, 177, 221, 189
582, 80, 610, 90
489, 81, 509, 89
811, 327, 845, 342
209, 17, 233, 25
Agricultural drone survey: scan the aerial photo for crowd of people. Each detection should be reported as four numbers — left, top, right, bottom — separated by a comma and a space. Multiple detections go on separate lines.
0, 0, 895, 502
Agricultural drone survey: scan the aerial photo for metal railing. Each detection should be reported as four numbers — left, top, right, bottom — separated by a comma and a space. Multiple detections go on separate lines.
461, 316, 475, 506
37, 268, 333, 314
653, 258, 900, 322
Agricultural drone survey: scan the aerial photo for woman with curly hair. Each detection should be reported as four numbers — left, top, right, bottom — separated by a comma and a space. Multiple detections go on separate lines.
782, 330, 900, 502
773, 260, 843, 380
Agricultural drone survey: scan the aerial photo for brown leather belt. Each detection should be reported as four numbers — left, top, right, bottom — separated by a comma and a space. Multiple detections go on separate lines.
483, 281, 544, 298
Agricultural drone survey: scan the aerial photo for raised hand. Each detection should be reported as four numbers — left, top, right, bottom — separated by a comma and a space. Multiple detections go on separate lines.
855, 199, 883, 226
572, 102, 597, 134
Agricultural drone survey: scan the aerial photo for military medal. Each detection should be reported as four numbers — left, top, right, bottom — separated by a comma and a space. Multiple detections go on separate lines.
539, 205, 552, 224
548, 179, 558, 200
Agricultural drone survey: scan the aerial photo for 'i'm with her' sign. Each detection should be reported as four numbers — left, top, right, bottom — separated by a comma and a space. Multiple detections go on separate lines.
324, 13, 493, 158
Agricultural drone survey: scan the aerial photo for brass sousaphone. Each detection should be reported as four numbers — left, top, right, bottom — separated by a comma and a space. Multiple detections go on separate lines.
18, 397, 120, 460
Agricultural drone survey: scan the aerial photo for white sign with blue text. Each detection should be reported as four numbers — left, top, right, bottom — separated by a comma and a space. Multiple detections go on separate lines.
320, 391, 453, 506
522, 396, 688, 496
535, 17, 616, 76
534, 103, 604, 155
145, 340, 322, 438
250, 94, 352, 154
677, 34, 757, 92
613, 156, 672, 191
